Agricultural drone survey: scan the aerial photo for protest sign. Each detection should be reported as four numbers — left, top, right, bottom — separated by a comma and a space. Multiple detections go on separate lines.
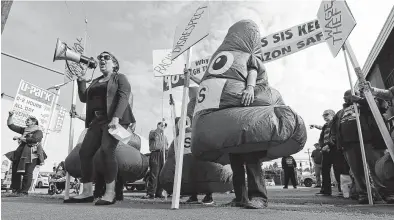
64, 37, 85, 81
162, 57, 210, 91
317, 0, 356, 57
158, 19, 327, 77
153, 49, 185, 77
261, 19, 323, 49
261, 31, 324, 63
171, 2, 210, 60
261, 19, 325, 63
11, 80, 57, 130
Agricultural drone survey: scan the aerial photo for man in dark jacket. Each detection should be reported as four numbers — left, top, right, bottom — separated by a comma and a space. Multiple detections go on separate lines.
316, 109, 337, 196
331, 89, 393, 204
281, 155, 297, 189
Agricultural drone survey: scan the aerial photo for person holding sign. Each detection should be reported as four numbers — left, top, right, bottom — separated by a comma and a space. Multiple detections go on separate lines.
64, 51, 135, 206
5, 111, 46, 197
332, 87, 394, 204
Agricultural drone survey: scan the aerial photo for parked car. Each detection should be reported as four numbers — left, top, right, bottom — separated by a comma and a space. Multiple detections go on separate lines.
125, 172, 149, 191
300, 173, 316, 187
36, 173, 50, 188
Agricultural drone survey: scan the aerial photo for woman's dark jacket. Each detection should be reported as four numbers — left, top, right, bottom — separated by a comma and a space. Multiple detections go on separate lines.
6, 124, 47, 172
77, 73, 136, 128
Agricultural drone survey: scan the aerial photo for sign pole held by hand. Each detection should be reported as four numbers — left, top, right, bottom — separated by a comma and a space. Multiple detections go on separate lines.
342, 46, 373, 205
171, 48, 192, 209
169, 2, 209, 209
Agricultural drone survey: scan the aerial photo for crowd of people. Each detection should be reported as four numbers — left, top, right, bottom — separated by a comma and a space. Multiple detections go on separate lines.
310, 86, 394, 204
2, 26, 393, 210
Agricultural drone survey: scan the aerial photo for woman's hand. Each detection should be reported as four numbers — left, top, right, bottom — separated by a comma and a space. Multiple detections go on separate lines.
108, 117, 120, 129
241, 85, 255, 106
13, 136, 20, 141
8, 111, 14, 117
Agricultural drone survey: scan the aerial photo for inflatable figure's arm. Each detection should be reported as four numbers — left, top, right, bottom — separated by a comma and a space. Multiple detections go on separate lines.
242, 69, 257, 106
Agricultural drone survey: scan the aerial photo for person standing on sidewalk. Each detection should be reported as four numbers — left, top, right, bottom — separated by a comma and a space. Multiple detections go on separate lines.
331, 89, 394, 204
5, 111, 46, 197
316, 109, 337, 196
311, 143, 323, 188
281, 155, 297, 189
142, 122, 169, 199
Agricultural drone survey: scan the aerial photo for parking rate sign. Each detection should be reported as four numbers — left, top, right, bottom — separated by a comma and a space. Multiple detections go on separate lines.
317, 0, 356, 57
12, 80, 57, 130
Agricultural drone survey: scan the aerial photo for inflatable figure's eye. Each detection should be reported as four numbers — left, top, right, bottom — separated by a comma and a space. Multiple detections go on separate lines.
208, 51, 234, 75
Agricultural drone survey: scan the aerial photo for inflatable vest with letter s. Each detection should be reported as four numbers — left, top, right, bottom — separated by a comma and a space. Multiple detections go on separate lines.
64, 128, 148, 183
191, 19, 307, 164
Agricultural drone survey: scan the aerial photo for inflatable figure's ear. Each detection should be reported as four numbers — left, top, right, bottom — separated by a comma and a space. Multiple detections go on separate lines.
208, 51, 234, 75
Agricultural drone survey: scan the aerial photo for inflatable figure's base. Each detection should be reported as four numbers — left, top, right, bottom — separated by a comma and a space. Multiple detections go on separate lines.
161, 182, 233, 195
192, 106, 307, 165
193, 139, 303, 165
65, 143, 148, 184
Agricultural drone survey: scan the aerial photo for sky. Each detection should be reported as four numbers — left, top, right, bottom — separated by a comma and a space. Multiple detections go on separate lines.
1, 0, 394, 169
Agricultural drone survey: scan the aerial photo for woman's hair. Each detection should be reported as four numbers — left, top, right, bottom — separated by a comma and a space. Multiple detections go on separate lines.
27, 116, 39, 125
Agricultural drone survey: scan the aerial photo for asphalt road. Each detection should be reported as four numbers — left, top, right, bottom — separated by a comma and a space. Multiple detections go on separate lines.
2, 186, 393, 220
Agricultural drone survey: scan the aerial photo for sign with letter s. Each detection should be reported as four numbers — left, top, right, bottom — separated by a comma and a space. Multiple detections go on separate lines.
193, 78, 226, 116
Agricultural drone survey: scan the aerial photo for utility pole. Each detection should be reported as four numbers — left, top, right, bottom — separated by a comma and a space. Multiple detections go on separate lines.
1, 0, 14, 34
305, 148, 312, 172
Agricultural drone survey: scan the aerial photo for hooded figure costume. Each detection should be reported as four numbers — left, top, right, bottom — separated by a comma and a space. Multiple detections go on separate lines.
191, 20, 307, 164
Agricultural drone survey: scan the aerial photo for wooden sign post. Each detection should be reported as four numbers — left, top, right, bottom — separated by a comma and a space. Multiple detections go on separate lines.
170, 2, 210, 209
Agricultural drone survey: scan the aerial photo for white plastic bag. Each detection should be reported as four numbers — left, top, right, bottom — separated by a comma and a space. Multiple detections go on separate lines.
340, 174, 352, 198
108, 126, 132, 144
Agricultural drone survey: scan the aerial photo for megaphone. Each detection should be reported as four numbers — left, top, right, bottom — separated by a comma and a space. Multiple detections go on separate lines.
53, 38, 97, 69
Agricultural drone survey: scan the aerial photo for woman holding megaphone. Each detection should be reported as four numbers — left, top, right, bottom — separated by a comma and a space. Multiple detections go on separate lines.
64, 51, 136, 206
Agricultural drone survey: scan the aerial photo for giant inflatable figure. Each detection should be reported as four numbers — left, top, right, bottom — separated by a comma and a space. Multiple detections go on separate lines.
159, 89, 233, 194
191, 20, 307, 164
64, 128, 148, 183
